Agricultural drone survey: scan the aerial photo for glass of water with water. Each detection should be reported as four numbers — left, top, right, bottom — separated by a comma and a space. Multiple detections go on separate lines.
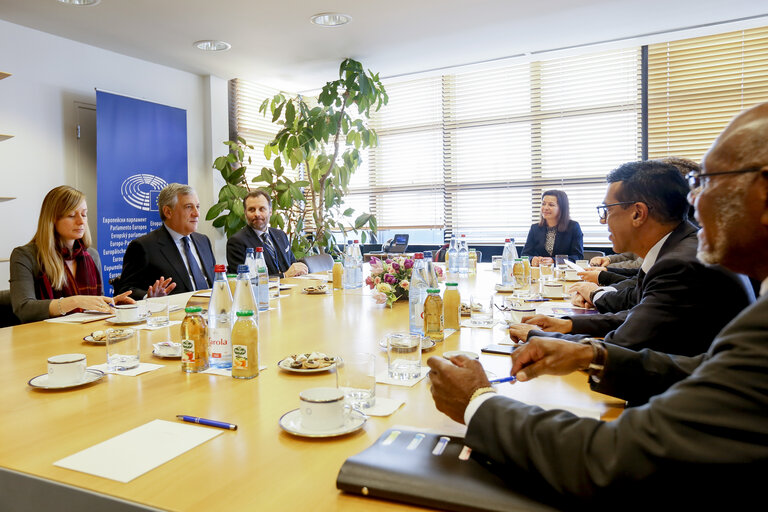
146, 296, 169, 327
387, 332, 422, 380
337, 353, 376, 409
106, 328, 140, 371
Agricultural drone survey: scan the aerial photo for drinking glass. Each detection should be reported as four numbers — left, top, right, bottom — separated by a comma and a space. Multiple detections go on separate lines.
470, 294, 494, 326
555, 254, 568, 280
269, 276, 280, 299
146, 296, 169, 327
106, 328, 140, 371
337, 353, 376, 409
386, 333, 422, 380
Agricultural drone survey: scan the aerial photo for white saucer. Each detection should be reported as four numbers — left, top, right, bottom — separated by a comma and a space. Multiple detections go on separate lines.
277, 356, 338, 373
494, 284, 517, 292
83, 335, 104, 344
152, 350, 182, 359
443, 350, 479, 359
104, 317, 145, 325
28, 369, 105, 389
152, 342, 182, 358
278, 408, 366, 438
377, 338, 436, 352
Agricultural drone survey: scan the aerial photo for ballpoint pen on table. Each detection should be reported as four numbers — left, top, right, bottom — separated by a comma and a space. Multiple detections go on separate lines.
176, 415, 238, 430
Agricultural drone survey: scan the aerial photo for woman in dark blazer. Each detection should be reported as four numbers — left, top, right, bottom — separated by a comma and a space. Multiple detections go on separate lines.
521, 189, 583, 265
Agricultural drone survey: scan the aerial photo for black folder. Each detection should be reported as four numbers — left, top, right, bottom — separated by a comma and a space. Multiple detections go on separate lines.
336, 428, 561, 512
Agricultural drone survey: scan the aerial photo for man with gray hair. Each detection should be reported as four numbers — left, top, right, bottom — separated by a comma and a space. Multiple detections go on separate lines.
118, 183, 215, 299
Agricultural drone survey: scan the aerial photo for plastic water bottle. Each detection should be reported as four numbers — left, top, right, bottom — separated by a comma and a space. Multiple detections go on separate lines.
207, 264, 233, 370
232, 264, 258, 321
245, 248, 257, 283
352, 239, 363, 288
458, 235, 469, 276
343, 240, 355, 289
254, 247, 269, 311
409, 253, 428, 335
423, 251, 439, 289
447, 236, 459, 274
501, 238, 517, 287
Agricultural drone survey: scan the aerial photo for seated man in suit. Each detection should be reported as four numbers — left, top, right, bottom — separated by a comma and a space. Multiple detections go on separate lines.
427, 102, 768, 506
226, 190, 308, 277
509, 160, 752, 357
117, 183, 215, 299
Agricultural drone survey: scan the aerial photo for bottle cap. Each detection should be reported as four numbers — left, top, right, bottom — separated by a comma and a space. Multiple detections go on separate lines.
427, 288, 440, 294
424, 251, 433, 258
227, 274, 237, 278
505, 238, 511, 243
414, 253, 424, 259
237, 265, 249, 274
461, 234, 466, 237
255, 247, 264, 252
246, 247, 255, 254
185, 306, 202, 313
236, 310, 255, 316
446, 282, 458, 287
215, 264, 226, 272
354, 240, 359, 243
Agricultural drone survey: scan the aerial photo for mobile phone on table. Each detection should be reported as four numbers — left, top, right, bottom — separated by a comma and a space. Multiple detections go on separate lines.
481, 344, 516, 355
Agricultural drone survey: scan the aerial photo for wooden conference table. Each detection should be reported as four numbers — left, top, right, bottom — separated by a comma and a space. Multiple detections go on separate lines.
0, 264, 624, 511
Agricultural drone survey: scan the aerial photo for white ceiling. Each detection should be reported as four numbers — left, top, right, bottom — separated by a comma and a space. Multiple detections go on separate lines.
1, 0, 767, 91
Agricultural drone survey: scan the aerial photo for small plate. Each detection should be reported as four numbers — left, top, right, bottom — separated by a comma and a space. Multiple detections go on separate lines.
278, 408, 366, 438
494, 284, 517, 292
153, 350, 181, 359
377, 338, 436, 352
83, 335, 104, 344
28, 369, 105, 390
152, 342, 182, 359
302, 287, 330, 295
443, 350, 479, 359
277, 356, 338, 373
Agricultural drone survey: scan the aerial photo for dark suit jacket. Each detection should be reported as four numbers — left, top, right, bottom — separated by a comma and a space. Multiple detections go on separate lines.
521, 220, 583, 261
117, 226, 215, 300
464, 293, 768, 506
529, 221, 754, 356
226, 226, 297, 276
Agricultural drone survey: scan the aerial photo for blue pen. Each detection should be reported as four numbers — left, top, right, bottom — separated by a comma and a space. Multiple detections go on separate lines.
489, 376, 516, 384
176, 415, 237, 430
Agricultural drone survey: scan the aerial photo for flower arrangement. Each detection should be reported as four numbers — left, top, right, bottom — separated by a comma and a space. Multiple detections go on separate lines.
366, 256, 443, 307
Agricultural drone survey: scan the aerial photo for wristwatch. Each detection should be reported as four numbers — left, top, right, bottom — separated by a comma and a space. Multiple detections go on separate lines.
580, 337, 607, 383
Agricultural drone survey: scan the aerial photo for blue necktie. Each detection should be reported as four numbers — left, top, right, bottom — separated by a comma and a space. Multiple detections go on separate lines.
182, 236, 209, 290
261, 233, 278, 269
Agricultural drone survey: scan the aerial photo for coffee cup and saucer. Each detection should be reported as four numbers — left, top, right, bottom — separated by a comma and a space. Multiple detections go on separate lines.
278, 387, 367, 438
28, 353, 105, 389
105, 304, 144, 325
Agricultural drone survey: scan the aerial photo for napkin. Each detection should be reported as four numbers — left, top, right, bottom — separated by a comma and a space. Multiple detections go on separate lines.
44, 312, 113, 324
460, 319, 499, 329
363, 397, 405, 416
88, 363, 164, 376
376, 367, 430, 387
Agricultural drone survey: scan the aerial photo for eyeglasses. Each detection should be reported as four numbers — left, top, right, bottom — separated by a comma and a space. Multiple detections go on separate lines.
596, 201, 636, 221
686, 166, 763, 190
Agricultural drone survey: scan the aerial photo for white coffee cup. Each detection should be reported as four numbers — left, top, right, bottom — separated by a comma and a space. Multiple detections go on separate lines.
299, 387, 347, 431
542, 282, 564, 298
576, 260, 590, 268
507, 306, 536, 324
47, 353, 87, 386
115, 304, 139, 323
565, 269, 579, 280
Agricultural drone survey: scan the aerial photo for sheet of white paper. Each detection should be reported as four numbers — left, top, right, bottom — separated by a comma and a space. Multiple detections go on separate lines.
53, 419, 223, 483
44, 312, 114, 324
192, 291, 212, 298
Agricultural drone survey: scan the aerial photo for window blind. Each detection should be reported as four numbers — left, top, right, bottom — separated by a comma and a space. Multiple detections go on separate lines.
648, 27, 768, 162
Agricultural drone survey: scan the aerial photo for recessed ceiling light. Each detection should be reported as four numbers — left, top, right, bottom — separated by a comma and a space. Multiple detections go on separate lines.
57, 0, 101, 5
193, 40, 232, 52
310, 13, 352, 27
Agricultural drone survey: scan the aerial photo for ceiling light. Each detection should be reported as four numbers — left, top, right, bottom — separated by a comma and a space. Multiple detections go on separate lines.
310, 13, 352, 27
57, 0, 101, 5
193, 40, 232, 52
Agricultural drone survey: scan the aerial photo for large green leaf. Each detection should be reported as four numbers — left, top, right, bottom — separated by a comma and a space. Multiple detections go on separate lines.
205, 201, 227, 220
212, 215, 227, 228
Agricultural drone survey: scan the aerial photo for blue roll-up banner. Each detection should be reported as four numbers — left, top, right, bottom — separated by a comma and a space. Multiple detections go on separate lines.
96, 91, 188, 295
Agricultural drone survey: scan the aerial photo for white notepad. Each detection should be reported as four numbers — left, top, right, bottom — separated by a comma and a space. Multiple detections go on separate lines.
54, 419, 223, 482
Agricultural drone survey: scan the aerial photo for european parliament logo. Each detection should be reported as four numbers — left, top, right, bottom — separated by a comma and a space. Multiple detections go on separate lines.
120, 174, 168, 211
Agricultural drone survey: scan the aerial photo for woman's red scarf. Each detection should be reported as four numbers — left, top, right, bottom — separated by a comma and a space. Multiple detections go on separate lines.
35, 240, 102, 301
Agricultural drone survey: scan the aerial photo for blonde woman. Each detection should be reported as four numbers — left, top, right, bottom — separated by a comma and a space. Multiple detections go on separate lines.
10, 186, 132, 323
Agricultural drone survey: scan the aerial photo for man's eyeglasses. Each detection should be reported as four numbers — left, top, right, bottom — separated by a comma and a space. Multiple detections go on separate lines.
596, 201, 637, 221
686, 166, 764, 190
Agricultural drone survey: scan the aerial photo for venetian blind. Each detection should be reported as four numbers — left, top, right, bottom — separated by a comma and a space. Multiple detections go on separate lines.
648, 27, 768, 161
357, 48, 642, 245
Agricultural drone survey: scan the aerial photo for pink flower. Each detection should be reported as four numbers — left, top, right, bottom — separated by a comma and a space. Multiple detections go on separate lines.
372, 291, 388, 304
392, 262, 401, 271
384, 273, 397, 285
374, 276, 381, 285
370, 261, 384, 275
435, 266, 444, 277
404, 259, 414, 269
400, 279, 410, 290
385, 259, 393, 264
365, 276, 374, 288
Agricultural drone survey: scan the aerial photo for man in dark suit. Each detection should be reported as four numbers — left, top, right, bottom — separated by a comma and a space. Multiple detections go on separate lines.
426, 102, 768, 506
509, 161, 752, 356
117, 184, 215, 299
226, 190, 308, 277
